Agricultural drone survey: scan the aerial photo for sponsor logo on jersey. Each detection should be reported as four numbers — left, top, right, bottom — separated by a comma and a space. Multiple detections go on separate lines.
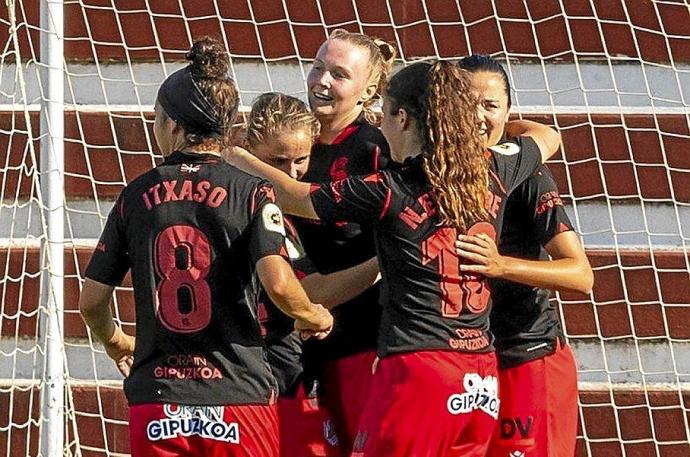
153, 354, 223, 380
146, 404, 239, 443
262, 203, 286, 236
323, 419, 340, 447
447, 373, 499, 419
536, 190, 564, 214
501, 416, 534, 440
352, 430, 368, 453
489, 142, 521, 156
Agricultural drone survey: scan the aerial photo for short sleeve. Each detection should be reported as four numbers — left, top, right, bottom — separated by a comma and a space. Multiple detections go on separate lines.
309, 172, 392, 225
527, 167, 574, 246
247, 183, 290, 265
490, 136, 543, 194
284, 219, 317, 279
85, 196, 130, 286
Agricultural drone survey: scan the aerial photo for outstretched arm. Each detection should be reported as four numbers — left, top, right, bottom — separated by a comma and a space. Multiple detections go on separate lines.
455, 231, 593, 295
301, 257, 380, 309
79, 279, 136, 377
226, 147, 318, 219
505, 119, 561, 163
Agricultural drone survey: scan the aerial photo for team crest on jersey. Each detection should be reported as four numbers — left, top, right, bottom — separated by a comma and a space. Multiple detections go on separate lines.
180, 163, 201, 173
447, 373, 499, 419
509, 451, 525, 457
489, 142, 521, 156
146, 404, 240, 443
261, 203, 286, 236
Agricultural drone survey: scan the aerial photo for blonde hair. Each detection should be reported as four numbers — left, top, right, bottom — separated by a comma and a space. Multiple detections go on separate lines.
246, 93, 320, 147
386, 61, 488, 232
328, 29, 396, 124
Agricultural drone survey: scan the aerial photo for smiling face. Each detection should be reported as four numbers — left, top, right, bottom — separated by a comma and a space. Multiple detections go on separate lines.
306, 38, 376, 123
251, 128, 312, 180
471, 71, 510, 147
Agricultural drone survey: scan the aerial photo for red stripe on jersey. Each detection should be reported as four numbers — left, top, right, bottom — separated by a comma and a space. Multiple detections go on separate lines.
279, 244, 289, 259
284, 216, 299, 240
488, 168, 507, 195
328, 123, 361, 145
309, 183, 321, 194
379, 189, 392, 220
372, 145, 381, 172
117, 198, 125, 220
249, 187, 258, 215
558, 222, 572, 233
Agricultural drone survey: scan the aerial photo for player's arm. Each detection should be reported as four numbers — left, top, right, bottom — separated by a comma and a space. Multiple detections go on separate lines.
227, 146, 318, 219
79, 279, 135, 377
301, 257, 380, 309
256, 256, 333, 336
505, 119, 561, 162
456, 231, 592, 294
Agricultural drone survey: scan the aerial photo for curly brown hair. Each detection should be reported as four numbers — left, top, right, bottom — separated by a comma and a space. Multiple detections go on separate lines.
182, 36, 239, 150
328, 29, 397, 124
246, 93, 320, 148
386, 61, 488, 232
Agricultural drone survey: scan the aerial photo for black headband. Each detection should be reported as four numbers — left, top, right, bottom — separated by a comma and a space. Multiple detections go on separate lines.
157, 66, 223, 137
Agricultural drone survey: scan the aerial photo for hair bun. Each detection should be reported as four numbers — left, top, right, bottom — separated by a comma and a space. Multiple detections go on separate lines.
374, 38, 397, 64
185, 36, 230, 80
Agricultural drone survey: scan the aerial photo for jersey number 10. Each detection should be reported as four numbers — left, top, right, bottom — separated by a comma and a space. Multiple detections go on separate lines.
154, 225, 212, 333
422, 223, 495, 318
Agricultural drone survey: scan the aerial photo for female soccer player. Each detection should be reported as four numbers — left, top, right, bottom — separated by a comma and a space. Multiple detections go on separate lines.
79, 37, 333, 457
293, 29, 396, 454
226, 60, 559, 456
456, 54, 594, 457
245, 92, 379, 457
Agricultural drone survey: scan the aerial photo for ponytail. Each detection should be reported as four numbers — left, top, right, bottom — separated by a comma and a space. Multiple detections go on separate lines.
423, 62, 488, 231
386, 61, 488, 231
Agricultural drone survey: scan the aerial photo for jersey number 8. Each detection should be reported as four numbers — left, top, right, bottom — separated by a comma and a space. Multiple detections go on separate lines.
154, 225, 212, 333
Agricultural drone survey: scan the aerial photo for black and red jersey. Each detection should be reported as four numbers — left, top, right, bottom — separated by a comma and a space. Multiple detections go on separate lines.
85, 151, 289, 406
294, 116, 390, 361
489, 163, 574, 369
258, 217, 316, 398
309, 138, 542, 357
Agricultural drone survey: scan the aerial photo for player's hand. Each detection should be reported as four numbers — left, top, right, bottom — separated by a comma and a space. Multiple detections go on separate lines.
222, 145, 252, 165
295, 305, 333, 340
104, 330, 135, 378
455, 233, 506, 278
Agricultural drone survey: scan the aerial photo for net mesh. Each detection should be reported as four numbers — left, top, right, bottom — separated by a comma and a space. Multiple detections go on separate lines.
1, 1, 688, 455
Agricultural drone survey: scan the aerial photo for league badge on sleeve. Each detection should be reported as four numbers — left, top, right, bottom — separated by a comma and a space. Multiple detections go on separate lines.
489, 142, 521, 156
262, 203, 286, 236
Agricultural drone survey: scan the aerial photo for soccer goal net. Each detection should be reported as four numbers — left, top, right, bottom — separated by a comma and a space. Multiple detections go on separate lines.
1, 1, 688, 456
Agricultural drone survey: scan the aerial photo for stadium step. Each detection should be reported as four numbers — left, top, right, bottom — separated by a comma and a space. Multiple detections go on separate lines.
0, 244, 687, 341
1, 110, 688, 202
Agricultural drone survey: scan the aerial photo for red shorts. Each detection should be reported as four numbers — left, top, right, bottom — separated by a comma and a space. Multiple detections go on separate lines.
278, 387, 340, 457
321, 350, 376, 455
129, 402, 278, 457
487, 342, 578, 457
351, 350, 498, 457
